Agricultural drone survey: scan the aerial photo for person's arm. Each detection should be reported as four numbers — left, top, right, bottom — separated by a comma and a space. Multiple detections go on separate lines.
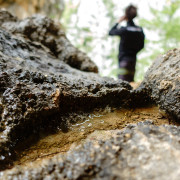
109, 16, 126, 36
109, 23, 120, 35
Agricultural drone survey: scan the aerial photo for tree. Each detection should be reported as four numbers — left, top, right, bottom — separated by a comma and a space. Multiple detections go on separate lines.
137, 0, 180, 79
145, 0, 180, 51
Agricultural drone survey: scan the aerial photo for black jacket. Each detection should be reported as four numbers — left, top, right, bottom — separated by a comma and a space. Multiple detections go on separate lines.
109, 20, 145, 61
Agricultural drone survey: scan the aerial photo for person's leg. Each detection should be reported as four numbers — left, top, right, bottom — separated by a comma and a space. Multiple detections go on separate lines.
118, 58, 136, 82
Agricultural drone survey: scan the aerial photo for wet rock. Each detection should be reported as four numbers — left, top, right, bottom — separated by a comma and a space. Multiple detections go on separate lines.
0, 9, 179, 179
1, 122, 180, 179
0, 11, 132, 169
0, 10, 98, 73
136, 48, 180, 120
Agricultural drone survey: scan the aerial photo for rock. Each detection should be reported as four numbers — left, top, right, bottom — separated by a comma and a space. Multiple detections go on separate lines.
0, 9, 180, 180
0, 0, 64, 19
136, 49, 180, 120
0, 10, 132, 170
0, 10, 98, 73
2, 122, 180, 179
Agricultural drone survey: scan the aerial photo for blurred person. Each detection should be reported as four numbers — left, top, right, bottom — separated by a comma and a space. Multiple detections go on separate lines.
109, 5, 145, 82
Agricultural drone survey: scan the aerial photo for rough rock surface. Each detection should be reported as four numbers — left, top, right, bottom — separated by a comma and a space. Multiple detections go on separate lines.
0, 10, 132, 169
1, 121, 180, 180
0, 10, 98, 73
0, 0, 64, 19
0, 9, 180, 179
137, 48, 180, 120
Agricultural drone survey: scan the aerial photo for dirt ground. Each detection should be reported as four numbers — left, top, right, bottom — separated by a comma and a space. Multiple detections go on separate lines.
13, 105, 179, 167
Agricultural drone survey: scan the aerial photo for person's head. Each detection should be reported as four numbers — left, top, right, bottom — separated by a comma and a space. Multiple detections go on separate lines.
125, 5, 137, 21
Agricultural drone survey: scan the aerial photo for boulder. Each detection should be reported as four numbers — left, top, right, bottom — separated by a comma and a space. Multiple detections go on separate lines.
137, 49, 180, 120
0, 10, 132, 170
0, 9, 180, 180
1, 121, 180, 179
0, 10, 98, 73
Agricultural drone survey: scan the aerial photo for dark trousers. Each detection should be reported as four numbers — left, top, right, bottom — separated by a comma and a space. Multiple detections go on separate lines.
118, 57, 136, 82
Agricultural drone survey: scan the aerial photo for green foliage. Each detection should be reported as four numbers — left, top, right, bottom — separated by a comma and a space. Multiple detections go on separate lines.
61, 0, 120, 79
61, 0, 94, 53
61, 0, 180, 82
135, 0, 180, 81
61, 0, 80, 28
140, 0, 180, 51
102, 0, 120, 78
102, 0, 116, 26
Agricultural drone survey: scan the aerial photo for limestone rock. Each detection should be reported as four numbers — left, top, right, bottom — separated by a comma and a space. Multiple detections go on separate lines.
137, 48, 180, 120
0, 9, 180, 180
0, 11, 131, 169
0, 10, 98, 73
0, 0, 64, 19
2, 121, 180, 180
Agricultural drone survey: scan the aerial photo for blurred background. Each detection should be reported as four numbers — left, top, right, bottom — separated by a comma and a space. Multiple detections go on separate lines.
1, 0, 180, 81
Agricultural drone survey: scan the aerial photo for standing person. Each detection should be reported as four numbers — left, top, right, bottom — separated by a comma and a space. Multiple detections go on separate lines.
109, 5, 145, 82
